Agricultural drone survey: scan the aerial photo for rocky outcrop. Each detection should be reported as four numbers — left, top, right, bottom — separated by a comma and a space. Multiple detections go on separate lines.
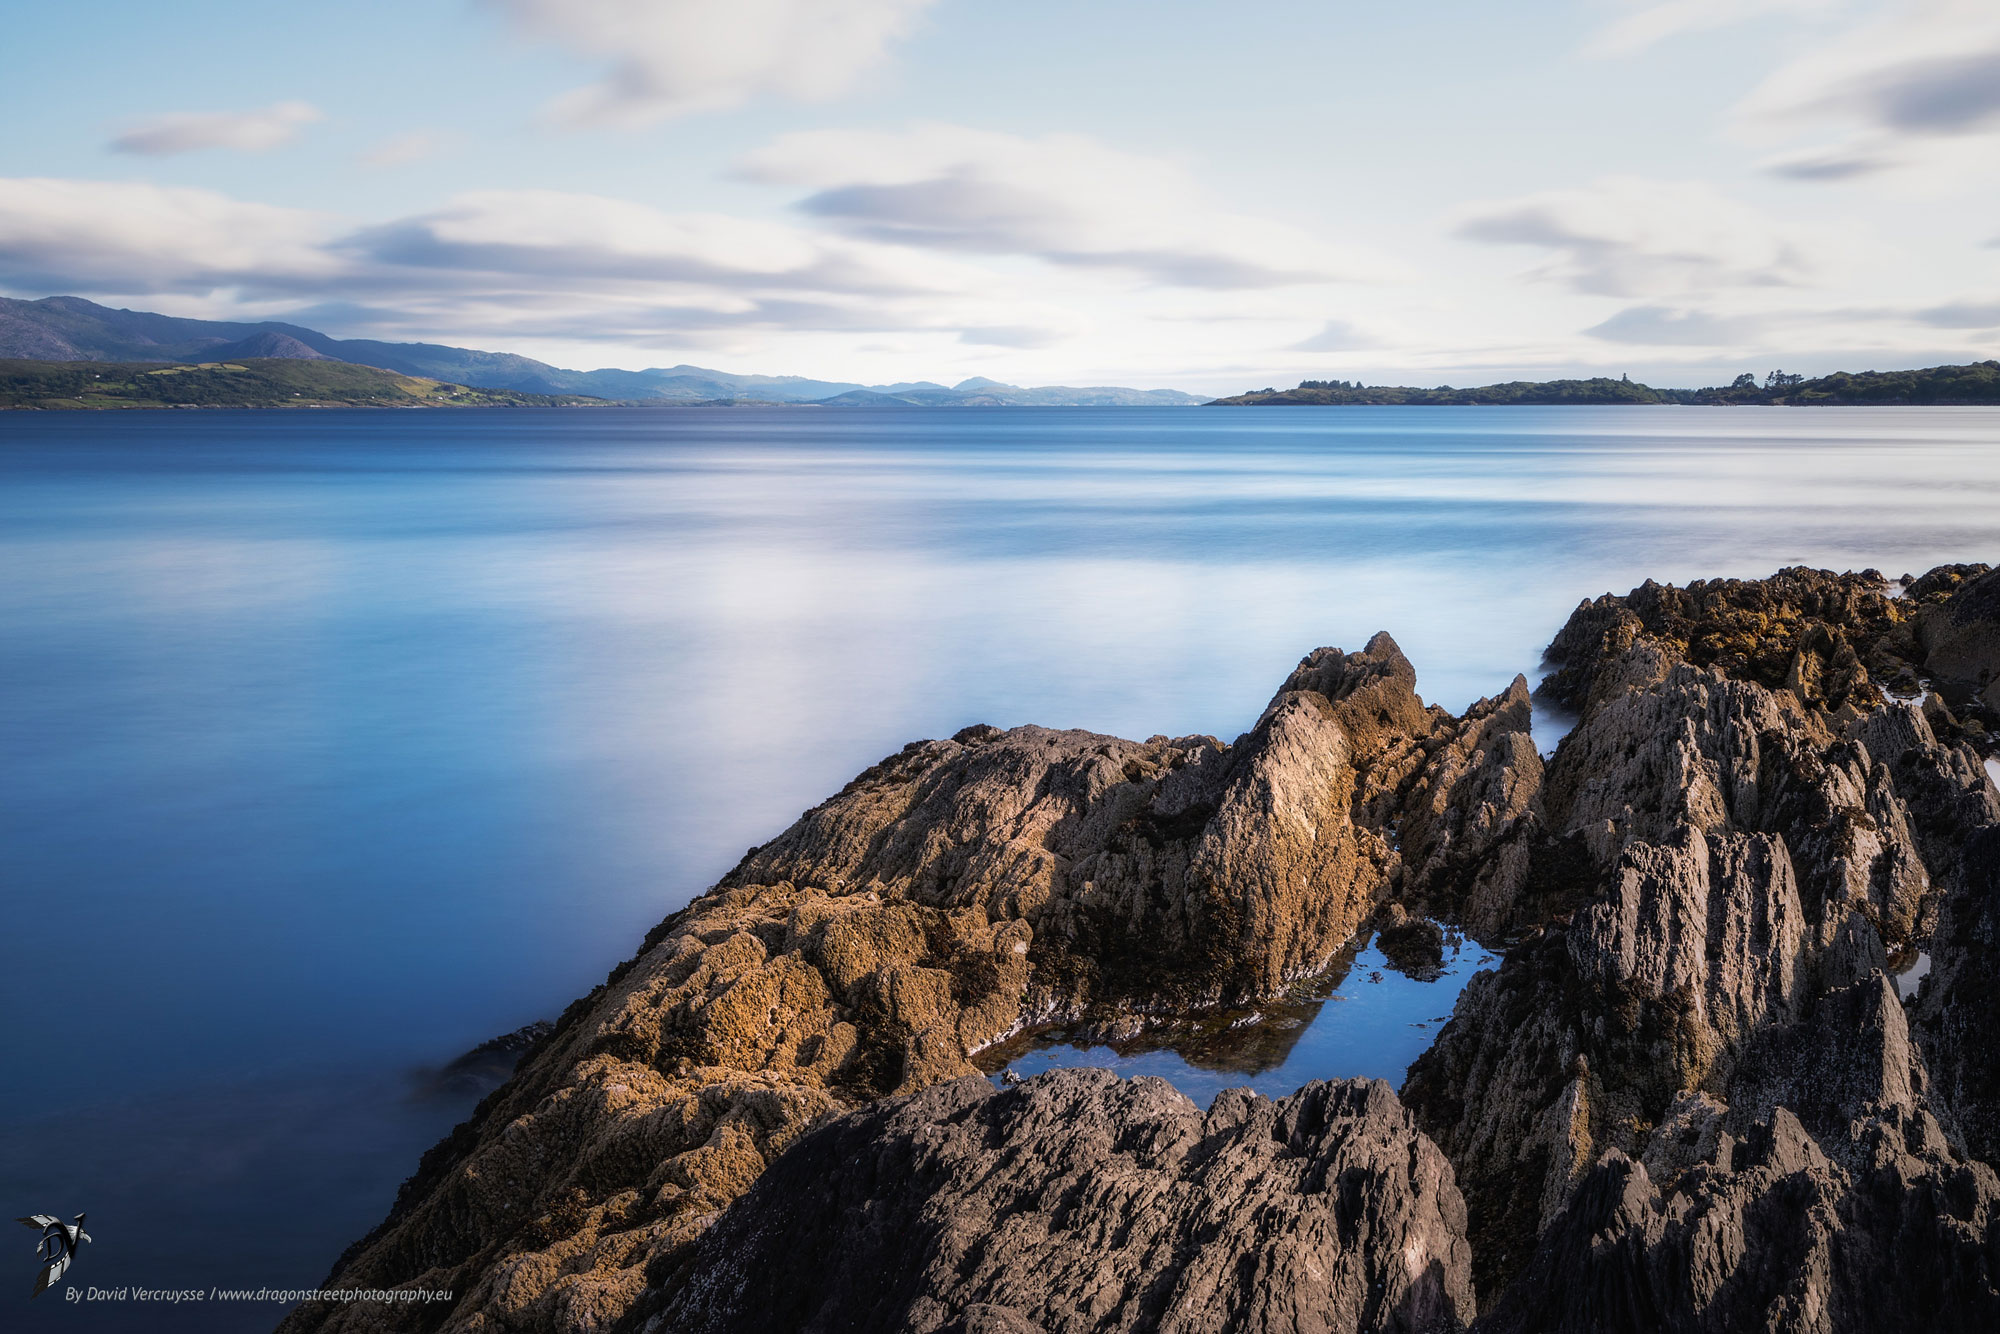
282, 634, 1540, 1334
287, 562, 1998, 1334
633, 1070, 1473, 1334
1402, 564, 2000, 1310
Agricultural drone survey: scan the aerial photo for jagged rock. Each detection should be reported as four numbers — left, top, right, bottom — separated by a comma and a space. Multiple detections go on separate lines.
1390, 677, 1544, 936
1406, 565, 1999, 1303
633, 1070, 1474, 1334
1476, 975, 2000, 1333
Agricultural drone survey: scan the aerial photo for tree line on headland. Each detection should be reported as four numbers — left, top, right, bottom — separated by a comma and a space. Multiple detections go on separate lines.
1209, 360, 2000, 405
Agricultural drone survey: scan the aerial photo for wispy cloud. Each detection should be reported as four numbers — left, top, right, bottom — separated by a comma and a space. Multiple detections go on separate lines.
1453, 177, 1848, 297
1584, 0, 1831, 58
740, 124, 1400, 290
488, 0, 936, 126
0, 178, 339, 293
108, 102, 324, 156
1584, 304, 1774, 345
1290, 319, 1374, 353
0, 176, 1066, 351
357, 130, 457, 168
1738, 0, 2000, 180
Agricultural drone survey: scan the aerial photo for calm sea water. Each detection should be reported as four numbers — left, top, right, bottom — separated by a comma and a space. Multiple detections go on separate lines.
4, 404, 1997, 1328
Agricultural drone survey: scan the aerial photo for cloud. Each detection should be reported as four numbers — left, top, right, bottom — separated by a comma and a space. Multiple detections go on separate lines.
1585, 304, 1773, 345
1738, 0, 2000, 178
357, 130, 457, 168
739, 124, 1397, 289
0, 178, 338, 293
488, 0, 935, 126
1290, 319, 1373, 352
1911, 299, 2000, 329
1584, 0, 1830, 58
1453, 177, 1843, 297
108, 102, 323, 156
0, 176, 1057, 351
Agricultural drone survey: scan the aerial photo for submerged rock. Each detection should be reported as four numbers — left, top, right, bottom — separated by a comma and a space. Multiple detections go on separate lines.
634, 1069, 1474, 1334
1374, 904, 1447, 980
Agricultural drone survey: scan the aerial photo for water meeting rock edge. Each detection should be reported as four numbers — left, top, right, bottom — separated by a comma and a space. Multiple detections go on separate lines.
279, 564, 2000, 1334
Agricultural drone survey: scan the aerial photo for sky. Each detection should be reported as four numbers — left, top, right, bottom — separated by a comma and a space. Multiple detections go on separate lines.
0, 0, 1996, 393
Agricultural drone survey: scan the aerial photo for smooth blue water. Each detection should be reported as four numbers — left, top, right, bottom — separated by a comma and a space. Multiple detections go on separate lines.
4, 404, 1998, 1327
992, 929, 1500, 1107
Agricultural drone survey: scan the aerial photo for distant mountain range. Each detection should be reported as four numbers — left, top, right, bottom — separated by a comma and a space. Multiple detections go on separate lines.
0, 296, 1202, 407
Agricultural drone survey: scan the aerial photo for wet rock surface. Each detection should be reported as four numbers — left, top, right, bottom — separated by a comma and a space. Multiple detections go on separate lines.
284, 564, 2000, 1334
632, 1069, 1473, 1334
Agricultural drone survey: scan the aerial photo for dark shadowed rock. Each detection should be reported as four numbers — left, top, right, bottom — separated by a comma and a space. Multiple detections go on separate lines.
1914, 826, 2000, 1167
1476, 973, 2000, 1333
635, 1070, 1474, 1334
1918, 566, 2000, 716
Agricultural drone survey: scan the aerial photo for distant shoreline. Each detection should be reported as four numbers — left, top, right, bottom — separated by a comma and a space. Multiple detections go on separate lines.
1209, 361, 2000, 407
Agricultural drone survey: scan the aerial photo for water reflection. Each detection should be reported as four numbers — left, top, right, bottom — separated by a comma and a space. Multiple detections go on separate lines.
983, 927, 1499, 1107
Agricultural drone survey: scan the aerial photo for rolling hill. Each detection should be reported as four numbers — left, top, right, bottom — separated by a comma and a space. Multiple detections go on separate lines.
0, 358, 600, 410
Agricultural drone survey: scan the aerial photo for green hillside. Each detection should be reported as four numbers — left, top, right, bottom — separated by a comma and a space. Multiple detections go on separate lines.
0, 358, 605, 410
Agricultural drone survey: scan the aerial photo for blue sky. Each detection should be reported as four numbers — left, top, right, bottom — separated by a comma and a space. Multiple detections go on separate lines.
1, 0, 1996, 391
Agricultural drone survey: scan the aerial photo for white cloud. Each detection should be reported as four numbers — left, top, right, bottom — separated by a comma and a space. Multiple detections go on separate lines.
1584, 304, 1775, 345
739, 124, 1399, 289
108, 102, 324, 156
0, 178, 338, 293
0, 176, 1063, 351
488, 0, 936, 126
1738, 0, 2000, 179
1584, 0, 1831, 58
1453, 177, 1848, 297
1290, 319, 1375, 352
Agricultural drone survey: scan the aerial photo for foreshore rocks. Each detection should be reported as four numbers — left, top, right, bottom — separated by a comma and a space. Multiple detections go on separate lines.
286, 563, 1999, 1334
282, 632, 1539, 1334
1404, 563, 2000, 1314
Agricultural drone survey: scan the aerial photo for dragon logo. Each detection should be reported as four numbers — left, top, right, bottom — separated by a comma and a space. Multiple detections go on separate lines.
18, 1214, 90, 1299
